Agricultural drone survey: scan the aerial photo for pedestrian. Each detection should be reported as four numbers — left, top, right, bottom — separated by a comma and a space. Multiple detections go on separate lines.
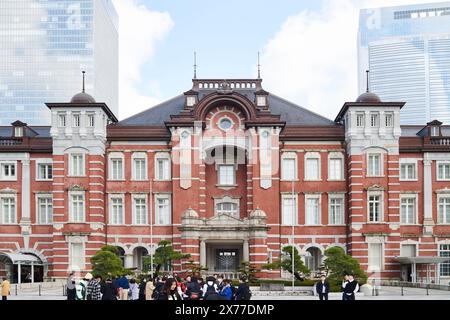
157, 278, 182, 300
341, 274, 349, 300
116, 274, 130, 300
87, 274, 102, 300
343, 274, 359, 300
145, 277, 155, 300
1, 277, 10, 301
128, 278, 139, 300
25, 272, 32, 283
202, 276, 218, 300
101, 278, 117, 300
138, 277, 147, 300
315, 275, 330, 301
217, 275, 225, 291
235, 277, 252, 300
219, 279, 233, 300
66, 271, 76, 300
186, 276, 202, 300
75, 274, 89, 300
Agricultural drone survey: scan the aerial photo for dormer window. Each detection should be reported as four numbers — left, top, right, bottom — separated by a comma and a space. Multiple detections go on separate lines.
431, 126, 439, 137
14, 127, 23, 137
256, 96, 267, 107
186, 96, 196, 107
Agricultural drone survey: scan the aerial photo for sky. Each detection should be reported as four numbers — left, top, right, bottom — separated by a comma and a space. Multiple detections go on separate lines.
112, 0, 443, 121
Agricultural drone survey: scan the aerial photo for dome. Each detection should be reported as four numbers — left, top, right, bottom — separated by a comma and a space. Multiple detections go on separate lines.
182, 207, 199, 219
356, 92, 381, 103
249, 207, 267, 219
70, 92, 96, 104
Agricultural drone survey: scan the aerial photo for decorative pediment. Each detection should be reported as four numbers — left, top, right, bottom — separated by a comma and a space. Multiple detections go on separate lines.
366, 184, 385, 191
0, 187, 17, 194
68, 184, 85, 191
436, 188, 450, 194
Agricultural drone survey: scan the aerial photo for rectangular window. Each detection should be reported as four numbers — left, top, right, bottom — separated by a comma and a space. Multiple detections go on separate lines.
156, 158, 170, 181
37, 163, 53, 180
400, 244, 416, 257
218, 165, 235, 185
368, 243, 383, 271
370, 113, 379, 127
1, 197, 16, 224
256, 96, 266, 107
110, 158, 123, 180
70, 194, 85, 222
305, 158, 320, 180
440, 244, 450, 277
14, 127, 23, 137
400, 163, 416, 180
368, 195, 382, 222
0, 163, 16, 180
216, 202, 239, 217
368, 154, 382, 176
88, 114, 95, 127
38, 197, 53, 224
58, 114, 66, 127
438, 163, 450, 180
438, 197, 450, 224
356, 113, 364, 128
70, 243, 84, 270
281, 158, 296, 181
281, 196, 296, 225
400, 197, 416, 224
329, 197, 344, 225
385, 113, 393, 127
72, 114, 80, 127
156, 196, 171, 225
110, 197, 124, 225
306, 197, 320, 225
70, 154, 84, 176
133, 197, 147, 225
431, 126, 439, 137
329, 158, 342, 180
133, 158, 147, 180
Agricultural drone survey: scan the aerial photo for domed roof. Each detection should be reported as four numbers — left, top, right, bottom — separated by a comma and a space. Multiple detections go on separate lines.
249, 207, 267, 219
182, 207, 199, 219
70, 91, 96, 104
356, 91, 381, 103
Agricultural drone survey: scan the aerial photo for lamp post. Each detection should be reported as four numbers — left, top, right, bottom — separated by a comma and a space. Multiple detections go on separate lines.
150, 179, 154, 277
291, 180, 295, 292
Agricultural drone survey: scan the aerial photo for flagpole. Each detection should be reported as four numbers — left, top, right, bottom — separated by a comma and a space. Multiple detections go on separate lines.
292, 179, 295, 292
150, 178, 154, 277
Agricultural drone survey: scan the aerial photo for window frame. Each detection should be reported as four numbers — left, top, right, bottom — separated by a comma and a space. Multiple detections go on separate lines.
58, 113, 66, 127
370, 112, 379, 128
36, 194, 53, 225
72, 113, 81, 127
0, 161, 17, 181
437, 161, 450, 181
132, 152, 148, 181
154, 153, 171, 181
367, 153, 383, 177
438, 195, 450, 225
385, 112, 394, 127
109, 194, 125, 225
368, 242, 384, 272
356, 113, 365, 128
367, 191, 384, 223
400, 194, 418, 225
439, 244, 450, 277
69, 191, 85, 223
304, 152, 321, 181
108, 152, 124, 181
217, 164, 236, 186
328, 194, 345, 225
305, 194, 321, 226
36, 159, 53, 181
328, 152, 344, 181
132, 194, 148, 225
281, 194, 298, 225
69, 153, 85, 177
155, 194, 171, 226
399, 159, 417, 181
281, 152, 297, 181
0, 195, 16, 225
69, 241, 85, 271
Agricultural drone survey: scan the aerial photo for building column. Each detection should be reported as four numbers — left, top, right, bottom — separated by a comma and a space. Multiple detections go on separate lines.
31, 262, 34, 283
243, 240, 249, 262
423, 158, 434, 234
18, 263, 21, 284
124, 254, 134, 269
200, 240, 206, 267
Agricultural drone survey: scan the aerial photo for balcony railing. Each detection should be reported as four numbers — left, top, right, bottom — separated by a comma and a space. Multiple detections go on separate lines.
0, 137, 23, 146
429, 137, 450, 146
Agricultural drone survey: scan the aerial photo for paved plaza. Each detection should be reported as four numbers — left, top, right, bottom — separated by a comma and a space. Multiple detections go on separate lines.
5, 286, 450, 301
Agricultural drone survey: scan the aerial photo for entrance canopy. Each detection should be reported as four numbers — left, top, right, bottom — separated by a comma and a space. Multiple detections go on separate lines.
0, 252, 43, 265
395, 256, 450, 264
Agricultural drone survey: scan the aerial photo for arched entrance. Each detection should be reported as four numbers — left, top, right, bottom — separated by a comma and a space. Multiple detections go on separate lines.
133, 247, 149, 271
0, 252, 44, 283
304, 247, 322, 275
116, 246, 125, 267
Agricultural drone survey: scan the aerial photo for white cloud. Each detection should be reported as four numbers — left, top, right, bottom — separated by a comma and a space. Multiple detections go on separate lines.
112, 0, 173, 120
261, 0, 442, 120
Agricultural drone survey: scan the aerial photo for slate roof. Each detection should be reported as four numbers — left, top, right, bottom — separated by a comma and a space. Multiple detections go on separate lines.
401, 125, 450, 137
0, 126, 51, 137
117, 88, 336, 126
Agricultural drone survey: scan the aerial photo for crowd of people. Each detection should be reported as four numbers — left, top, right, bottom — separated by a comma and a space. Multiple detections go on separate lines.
66, 272, 252, 301
314, 273, 360, 300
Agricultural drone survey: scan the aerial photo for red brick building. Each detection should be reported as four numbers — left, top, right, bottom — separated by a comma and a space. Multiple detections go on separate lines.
1, 78, 450, 284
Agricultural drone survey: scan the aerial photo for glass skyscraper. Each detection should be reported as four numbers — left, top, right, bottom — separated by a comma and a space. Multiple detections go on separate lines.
358, 2, 450, 125
0, 0, 118, 125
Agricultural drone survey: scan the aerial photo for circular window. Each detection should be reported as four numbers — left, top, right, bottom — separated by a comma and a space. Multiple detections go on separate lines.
181, 131, 190, 139
219, 118, 233, 131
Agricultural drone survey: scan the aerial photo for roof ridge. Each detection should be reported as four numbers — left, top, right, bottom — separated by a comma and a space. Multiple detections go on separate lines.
268, 93, 336, 124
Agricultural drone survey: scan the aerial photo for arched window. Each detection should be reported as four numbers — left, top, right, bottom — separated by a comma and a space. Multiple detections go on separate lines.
216, 202, 239, 217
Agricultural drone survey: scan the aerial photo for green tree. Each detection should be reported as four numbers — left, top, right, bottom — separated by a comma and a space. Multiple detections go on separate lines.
184, 260, 208, 274
91, 246, 125, 279
263, 245, 310, 280
238, 261, 260, 283
323, 246, 367, 291
143, 240, 191, 275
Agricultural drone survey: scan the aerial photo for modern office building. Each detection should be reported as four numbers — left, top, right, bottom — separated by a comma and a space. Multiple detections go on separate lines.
0, 0, 118, 126
0, 76, 450, 284
358, 2, 450, 125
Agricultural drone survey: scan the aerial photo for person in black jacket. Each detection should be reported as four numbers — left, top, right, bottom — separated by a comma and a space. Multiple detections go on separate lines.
342, 274, 359, 300
101, 278, 117, 300
315, 275, 330, 300
235, 277, 251, 300
157, 278, 182, 300
186, 276, 202, 300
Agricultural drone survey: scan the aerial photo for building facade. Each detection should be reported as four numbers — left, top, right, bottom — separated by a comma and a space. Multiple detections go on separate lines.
0, 0, 118, 126
358, 2, 450, 125
0, 78, 450, 284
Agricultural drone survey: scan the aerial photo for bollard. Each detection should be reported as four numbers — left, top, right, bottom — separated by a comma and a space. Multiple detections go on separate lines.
426, 285, 429, 296
401, 286, 404, 296
39, 284, 41, 296
15, 284, 17, 296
